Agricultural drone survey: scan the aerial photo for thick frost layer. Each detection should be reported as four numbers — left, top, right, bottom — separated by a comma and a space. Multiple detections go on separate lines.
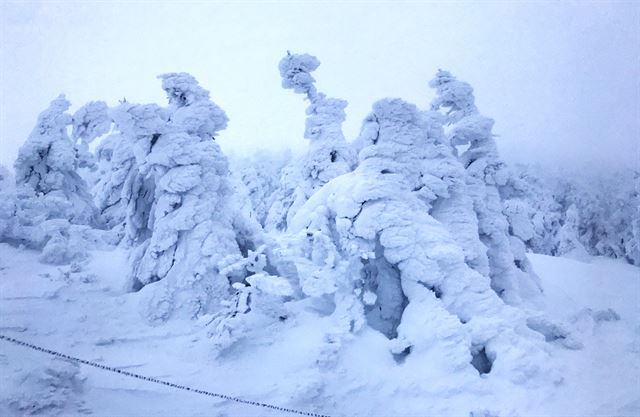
230, 150, 292, 227
266, 53, 355, 230
278, 52, 321, 97
121, 73, 271, 324
2, 96, 103, 264
14, 95, 97, 226
92, 132, 138, 233
289, 98, 555, 383
72, 101, 111, 144
431, 71, 541, 305
429, 70, 477, 124
72, 101, 111, 174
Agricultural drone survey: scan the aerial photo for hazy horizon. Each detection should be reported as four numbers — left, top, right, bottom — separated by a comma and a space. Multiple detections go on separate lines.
1, 1, 638, 170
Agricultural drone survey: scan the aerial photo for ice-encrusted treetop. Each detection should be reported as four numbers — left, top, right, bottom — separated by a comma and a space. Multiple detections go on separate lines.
159, 72, 228, 139
158, 72, 211, 107
31, 94, 72, 137
15, 95, 77, 196
72, 101, 111, 143
430, 69, 542, 305
266, 52, 355, 230
278, 52, 321, 98
429, 70, 478, 124
110, 102, 168, 139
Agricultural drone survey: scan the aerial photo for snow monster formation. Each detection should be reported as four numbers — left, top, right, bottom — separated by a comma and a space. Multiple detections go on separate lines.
430, 70, 541, 305
4, 95, 104, 263
14, 95, 98, 227
266, 52, 355, 231
119, 73, 257, 324
287, 96, 556, 383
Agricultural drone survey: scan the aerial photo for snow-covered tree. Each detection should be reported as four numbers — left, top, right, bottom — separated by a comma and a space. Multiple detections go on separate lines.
429, 69, 477, 124
631, 172, 640, 265
578, 172, 640, 264
420, 110, 491, 277
430, 70, 541, 305
90, 100, 166, 243
3, 95, 103, 263
286, 98, 555, 382
91, 132, 137, 233
264, 163, 304, 231
72, 101, 111, 144
506, 164, 639, 265
230, 149, 292, 227
124, 73, 264, 324
266, 52, 355, 230
0, 165, 16, 241
556, 204, 588, 257
207, 243, 294, 353
499, 165, 555, 254
0, 163, 15, 192
108, 102, 168, 249
71, 100, 111, 174
14, 95, 97, 226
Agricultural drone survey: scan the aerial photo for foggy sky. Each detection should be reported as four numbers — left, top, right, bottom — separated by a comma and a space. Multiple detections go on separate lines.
1, 1, 638, 170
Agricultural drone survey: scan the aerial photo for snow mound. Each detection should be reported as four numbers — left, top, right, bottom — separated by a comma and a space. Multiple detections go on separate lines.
1, 358, 87, 416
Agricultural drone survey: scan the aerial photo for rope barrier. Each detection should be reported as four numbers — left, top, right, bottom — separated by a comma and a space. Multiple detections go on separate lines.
0, 334, 330, 417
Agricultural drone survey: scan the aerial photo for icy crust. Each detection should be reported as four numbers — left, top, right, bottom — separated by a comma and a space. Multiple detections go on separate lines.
289, 98, 558, 384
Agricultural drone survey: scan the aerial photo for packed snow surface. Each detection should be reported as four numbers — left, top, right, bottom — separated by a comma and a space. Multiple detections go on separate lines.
1, 243, 638, 416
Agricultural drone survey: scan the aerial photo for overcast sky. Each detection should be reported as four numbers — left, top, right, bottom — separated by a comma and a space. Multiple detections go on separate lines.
1, 1, 638, 170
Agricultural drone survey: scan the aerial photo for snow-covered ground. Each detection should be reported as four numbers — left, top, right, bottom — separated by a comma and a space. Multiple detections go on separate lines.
0, 243, 638, 416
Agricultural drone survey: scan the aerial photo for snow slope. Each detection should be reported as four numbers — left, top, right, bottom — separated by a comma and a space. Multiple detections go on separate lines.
0, 243, 638, 416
